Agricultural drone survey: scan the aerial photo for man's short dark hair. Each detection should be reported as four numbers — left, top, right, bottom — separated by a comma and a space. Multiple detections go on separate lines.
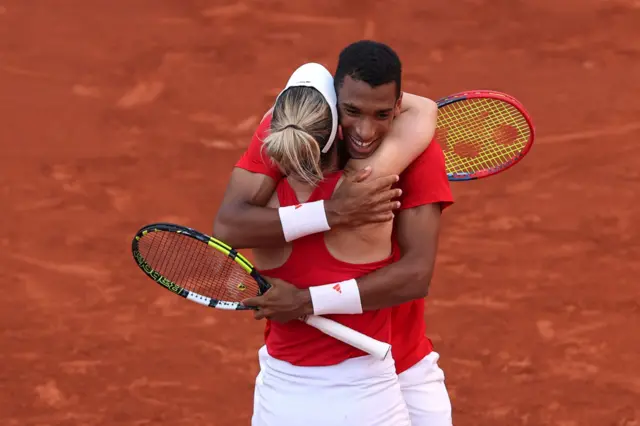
334, 40, 402, 98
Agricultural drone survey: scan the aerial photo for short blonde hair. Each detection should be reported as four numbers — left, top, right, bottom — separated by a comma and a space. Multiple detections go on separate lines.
263, 86, 333, 186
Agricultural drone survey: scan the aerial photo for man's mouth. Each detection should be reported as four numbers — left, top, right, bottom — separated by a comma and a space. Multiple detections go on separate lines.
347, 135, 380, 158
348, 135, 378, 154
352, 138, 373, 148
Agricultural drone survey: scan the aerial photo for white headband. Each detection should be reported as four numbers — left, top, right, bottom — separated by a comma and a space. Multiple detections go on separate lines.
275, 63, 338, 154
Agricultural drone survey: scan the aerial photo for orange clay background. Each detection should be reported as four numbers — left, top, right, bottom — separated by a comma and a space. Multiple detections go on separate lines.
1, 1, 639, 425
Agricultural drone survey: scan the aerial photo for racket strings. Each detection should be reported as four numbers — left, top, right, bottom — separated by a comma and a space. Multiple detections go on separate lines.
137, 231, 260, 302
438, 98, 531, 174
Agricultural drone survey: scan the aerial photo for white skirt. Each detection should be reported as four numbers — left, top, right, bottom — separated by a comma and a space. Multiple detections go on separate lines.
252, 345, 411, 426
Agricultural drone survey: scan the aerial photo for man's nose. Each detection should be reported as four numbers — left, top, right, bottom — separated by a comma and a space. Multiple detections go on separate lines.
355, 118, 375, 142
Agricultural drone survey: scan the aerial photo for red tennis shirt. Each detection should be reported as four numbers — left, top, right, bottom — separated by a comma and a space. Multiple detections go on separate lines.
235, 114, 454, 373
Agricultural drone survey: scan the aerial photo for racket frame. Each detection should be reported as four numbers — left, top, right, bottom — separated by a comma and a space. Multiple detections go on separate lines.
436, 90, 536, 181
131, 222, 392, 360
132, 222, 263, 310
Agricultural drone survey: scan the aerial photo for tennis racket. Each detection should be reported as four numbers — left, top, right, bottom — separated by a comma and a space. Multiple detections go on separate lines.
131, 222, 391, 360
435, 90, 535, 181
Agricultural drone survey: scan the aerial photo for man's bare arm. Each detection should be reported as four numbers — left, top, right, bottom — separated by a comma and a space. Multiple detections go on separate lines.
214, 96, 434, 250
213, 169, 283, 248
243, 203, 443, 320
213, 168, 402, 249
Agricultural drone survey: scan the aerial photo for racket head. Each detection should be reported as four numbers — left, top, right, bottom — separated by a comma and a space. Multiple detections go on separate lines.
435, 90, 535, 181
131, 222, 269, 311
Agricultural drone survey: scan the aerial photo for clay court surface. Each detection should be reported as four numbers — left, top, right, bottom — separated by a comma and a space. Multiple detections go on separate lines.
1, 1, 639, 425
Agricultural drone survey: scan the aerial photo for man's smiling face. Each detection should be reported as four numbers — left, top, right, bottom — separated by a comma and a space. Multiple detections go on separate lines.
337, 75, 402, 159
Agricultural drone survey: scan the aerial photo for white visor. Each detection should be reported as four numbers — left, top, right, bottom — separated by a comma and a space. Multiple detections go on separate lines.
275, 63, 338, 154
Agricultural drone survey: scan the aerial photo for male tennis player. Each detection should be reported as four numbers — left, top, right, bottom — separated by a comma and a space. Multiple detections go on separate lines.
214, 40, 454, 426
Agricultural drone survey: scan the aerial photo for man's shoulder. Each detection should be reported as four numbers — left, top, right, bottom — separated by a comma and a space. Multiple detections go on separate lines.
396, 138, 454, 210
234, 112, 283, 181
255, 113, 272, 138
399, 138, 446, 178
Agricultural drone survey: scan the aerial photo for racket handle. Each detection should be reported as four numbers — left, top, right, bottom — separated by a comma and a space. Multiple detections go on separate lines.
302, 315, 392, 361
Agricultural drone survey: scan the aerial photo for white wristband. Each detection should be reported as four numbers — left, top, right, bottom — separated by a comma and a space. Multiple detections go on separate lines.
309, 279, 363, 315
278, 200, 331, 243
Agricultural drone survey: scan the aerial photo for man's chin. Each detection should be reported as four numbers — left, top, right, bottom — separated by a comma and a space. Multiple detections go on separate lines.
347, 149, 371, 160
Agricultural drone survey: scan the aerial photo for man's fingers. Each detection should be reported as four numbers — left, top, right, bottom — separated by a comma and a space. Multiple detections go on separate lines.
368, 212, 395, 223
241, 296, 264, 307
369, 174, 400, 191
373, 188, 402, 204
354, 212, 395, 225
370, 201, 401, 214
254, 309, 267, 320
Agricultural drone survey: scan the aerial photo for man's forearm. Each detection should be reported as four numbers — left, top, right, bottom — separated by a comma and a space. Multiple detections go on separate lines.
298, 255, 432, 314
214, 203, 287, 249
300, 204, 442, 315
356, 255, 432, 310
215, 199, 346, 249
214, 167, 402, 249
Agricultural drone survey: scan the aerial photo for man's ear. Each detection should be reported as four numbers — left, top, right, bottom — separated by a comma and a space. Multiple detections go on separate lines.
394, 92, 403, 117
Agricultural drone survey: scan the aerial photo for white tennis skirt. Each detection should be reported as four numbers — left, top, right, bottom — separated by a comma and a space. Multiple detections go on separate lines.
252, 345, 411, 426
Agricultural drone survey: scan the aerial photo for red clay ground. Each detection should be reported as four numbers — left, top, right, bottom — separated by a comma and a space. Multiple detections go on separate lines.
1, 1, 639, 425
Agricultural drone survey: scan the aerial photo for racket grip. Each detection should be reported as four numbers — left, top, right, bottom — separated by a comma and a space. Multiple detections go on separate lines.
302, 314, 392, 361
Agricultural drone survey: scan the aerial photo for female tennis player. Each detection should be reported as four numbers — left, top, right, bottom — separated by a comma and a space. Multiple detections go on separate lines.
249, 62, 437, 426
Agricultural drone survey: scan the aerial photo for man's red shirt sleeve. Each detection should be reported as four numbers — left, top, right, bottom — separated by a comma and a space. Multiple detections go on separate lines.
397, 140, 454, 211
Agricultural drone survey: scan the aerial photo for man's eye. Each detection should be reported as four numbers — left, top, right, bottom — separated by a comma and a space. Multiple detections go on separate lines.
377, 113, 389, 119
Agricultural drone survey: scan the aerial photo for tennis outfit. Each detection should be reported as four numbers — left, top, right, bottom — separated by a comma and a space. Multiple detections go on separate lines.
237, 115, 455, 426
251, 171, 411, 426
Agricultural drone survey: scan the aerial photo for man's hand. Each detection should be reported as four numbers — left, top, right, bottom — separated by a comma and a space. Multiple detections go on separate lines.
325, 167, 402, 227
241, 277, 313, 323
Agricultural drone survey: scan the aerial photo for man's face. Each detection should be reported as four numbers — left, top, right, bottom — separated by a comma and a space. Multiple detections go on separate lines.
337, 75, 402, 159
